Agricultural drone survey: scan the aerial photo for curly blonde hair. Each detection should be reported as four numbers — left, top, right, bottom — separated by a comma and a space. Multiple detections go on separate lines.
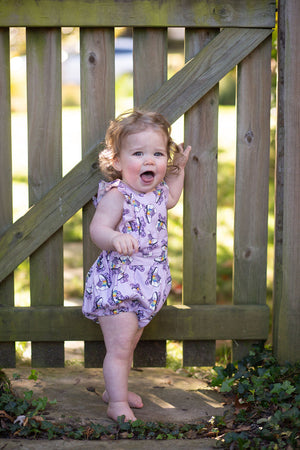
99, 109, 179, 180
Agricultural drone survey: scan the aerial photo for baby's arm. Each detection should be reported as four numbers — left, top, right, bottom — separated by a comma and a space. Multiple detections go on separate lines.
165, 143, 191, 209
89, 188, 139, 256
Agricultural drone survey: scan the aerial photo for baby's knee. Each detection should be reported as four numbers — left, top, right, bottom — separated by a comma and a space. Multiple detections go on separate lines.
107, 342, 133, 362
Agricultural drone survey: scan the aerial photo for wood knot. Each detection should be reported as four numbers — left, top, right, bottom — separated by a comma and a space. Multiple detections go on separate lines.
91, 162, 98, 170
192, 155, 199, 164
243, 248, 251, 259
88, 52, 96, 64
244, 130, 254, 145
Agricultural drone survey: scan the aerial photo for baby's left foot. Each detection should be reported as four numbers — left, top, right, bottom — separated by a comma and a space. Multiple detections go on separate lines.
102, 390, 143, 409
107, 401, 136, 423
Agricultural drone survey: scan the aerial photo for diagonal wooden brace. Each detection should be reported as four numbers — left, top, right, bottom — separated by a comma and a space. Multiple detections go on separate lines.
0, 28, 272, 282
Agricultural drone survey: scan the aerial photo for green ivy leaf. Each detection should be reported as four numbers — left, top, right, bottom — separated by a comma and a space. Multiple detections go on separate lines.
220, 377, 235, 393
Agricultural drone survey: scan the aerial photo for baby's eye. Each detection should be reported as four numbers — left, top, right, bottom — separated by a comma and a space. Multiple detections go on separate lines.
154, 151, 164, 157
133, 151, 143, 156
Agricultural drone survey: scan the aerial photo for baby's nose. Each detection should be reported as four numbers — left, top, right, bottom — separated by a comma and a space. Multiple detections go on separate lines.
144, 156, 155, 165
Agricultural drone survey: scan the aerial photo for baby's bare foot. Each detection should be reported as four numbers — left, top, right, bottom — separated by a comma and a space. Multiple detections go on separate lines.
127, 391, 143, 408
107, 401, 136, 422
102, 390, 143, 408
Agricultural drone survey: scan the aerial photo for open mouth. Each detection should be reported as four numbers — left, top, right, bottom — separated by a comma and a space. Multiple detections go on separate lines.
140, 171, 155, 183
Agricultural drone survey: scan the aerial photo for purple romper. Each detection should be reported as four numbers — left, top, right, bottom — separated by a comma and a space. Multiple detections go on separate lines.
82, 179, 172, 328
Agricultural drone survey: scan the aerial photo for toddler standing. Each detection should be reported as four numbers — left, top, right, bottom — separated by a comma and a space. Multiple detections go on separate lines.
82, 110, 191, 422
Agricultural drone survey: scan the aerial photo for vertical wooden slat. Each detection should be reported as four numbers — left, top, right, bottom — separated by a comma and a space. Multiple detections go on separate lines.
133, 27, 168, 366
27, 28, 64, 367
233, 36, 272, 361
183, 29, 219, 366
80, 27, 115, 367
273, 0, 300, 363
0, 27, 15, 367
84, 341, 106, 368
133, 28, 167, 106
273, 2, 285, 363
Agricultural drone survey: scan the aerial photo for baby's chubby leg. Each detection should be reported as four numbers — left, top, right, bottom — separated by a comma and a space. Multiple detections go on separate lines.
99, 313, 143, 422
102, 325, 144, 408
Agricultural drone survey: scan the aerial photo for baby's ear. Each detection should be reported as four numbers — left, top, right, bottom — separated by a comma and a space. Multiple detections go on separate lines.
112, 156, 122, 172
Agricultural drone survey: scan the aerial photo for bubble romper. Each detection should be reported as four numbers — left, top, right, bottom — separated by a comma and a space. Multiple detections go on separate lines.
82, 179, 172, 328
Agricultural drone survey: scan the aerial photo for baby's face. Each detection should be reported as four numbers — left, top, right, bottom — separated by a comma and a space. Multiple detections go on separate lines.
113, 128, 168, 193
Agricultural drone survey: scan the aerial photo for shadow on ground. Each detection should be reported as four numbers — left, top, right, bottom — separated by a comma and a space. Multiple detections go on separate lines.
1, 365, 228, 448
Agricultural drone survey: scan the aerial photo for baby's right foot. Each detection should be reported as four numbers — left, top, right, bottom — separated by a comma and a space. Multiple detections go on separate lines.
107, 401, 136, 422
102, 390, 143, 408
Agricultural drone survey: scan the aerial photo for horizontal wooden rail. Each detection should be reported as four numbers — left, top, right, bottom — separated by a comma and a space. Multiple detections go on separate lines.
0, 27, 272, 283
0, 305, 269, 341
0, 0, 276, 28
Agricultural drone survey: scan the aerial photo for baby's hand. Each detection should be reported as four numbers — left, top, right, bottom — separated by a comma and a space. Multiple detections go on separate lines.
112, 233, 139, 256
173, 143, 192, 170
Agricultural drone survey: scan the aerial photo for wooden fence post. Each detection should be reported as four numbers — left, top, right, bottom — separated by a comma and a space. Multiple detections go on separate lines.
183, 28, 219, 366
273, 0, 300, 363
27, 28, 64, 367
80, 28, 115, 367
0, 28, 15, 367
132, 27, 168, 366
233, 36, 272, 361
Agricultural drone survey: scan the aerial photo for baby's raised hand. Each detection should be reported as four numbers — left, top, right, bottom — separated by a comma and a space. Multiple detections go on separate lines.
112, 233, 139, 256
173, 143, 192, 170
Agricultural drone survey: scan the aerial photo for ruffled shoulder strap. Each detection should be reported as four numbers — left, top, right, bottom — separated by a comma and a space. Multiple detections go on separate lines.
93, 179, 125, 207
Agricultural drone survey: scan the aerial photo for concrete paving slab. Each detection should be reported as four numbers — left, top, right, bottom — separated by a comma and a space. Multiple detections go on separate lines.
0, 438, 218, 449
1, 366, 227, 448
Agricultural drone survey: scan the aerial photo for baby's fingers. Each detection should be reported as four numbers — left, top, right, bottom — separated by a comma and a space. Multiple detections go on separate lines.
126, 236, 139, 255
178, 143, 191, 155
174, 143, 191, 168
112, 234, 138, 256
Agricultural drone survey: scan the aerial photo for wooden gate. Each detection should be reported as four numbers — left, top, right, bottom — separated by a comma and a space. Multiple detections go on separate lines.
0, 0, 276, 368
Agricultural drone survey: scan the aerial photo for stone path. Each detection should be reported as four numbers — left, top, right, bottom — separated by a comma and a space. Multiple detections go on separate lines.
1, 366, 228, 448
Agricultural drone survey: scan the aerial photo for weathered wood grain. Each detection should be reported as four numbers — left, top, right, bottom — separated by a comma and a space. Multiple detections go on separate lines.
234, 36, 272, 306
0, 0, 276, 28
0, 27, 272, 283
27, 27, 64, 367
144, 28, 272, 125
80, 28, 115, 367
80, 28, 115, 275
27, 28, 63, 306
0, 305, 269, 341
0, 27, 15, 367
183, 28, 219, 366
133, 27, 168, 367
133, 27, 167, 107
183, 29, 219, 305
0, 141, 102, 282
0, 0, 280, 368
233, 35, 272, 361
273, 0, 300, 364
